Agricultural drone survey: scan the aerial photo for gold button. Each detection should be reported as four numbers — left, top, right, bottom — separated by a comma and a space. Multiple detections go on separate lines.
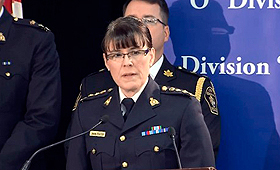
5, 72, 11, 77
122, 161, 128, 168
154, 146, 160, 152
161, 86, 168, 91
120, 135, 126, 142
91, 148, 96, 155
14, 17, 18, 21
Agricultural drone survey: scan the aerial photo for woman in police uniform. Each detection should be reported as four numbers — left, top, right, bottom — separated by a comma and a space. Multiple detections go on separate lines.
66, 16, 214, 170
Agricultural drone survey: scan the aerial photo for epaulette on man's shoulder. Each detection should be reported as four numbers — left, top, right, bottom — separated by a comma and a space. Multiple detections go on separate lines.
176, 66, 210, 79
13, 17, 50, 32
160, 85, 195, 98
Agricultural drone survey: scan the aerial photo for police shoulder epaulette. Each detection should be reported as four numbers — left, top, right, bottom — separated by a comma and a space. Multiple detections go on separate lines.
13, 17, 50, 32
177, 66, 210, 80
160, 85, 195, 97
176, 66, 200, 76
84, 68, 108, 78
79, 88, 114, 102
98, 68, 107, 72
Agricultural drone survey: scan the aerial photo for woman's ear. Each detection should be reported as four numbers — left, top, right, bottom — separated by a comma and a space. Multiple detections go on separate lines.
149, 47, 156, 67
103, 53, 110, 71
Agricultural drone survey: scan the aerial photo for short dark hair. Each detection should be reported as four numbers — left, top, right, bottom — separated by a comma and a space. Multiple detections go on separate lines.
123, 0, 169, 25
102, 16, 153, 53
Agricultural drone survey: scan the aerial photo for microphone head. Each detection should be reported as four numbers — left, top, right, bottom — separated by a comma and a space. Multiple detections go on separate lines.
168, 126, 176, 138
100, 115, 109, 124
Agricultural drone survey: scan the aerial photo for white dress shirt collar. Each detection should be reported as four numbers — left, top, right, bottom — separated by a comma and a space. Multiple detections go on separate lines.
119, 77, 149, 104
0, 7, 4, 19
149, 55, 164, 80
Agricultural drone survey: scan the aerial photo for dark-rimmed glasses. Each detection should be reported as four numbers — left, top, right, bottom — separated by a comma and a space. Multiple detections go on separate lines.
106, 49, 150, 62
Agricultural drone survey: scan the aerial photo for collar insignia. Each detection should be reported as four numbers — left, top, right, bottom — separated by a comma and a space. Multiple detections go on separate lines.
150, 97, 159, 106
104, 96, 112, 106
163, 69, 173, 77
0, 33, 6, 42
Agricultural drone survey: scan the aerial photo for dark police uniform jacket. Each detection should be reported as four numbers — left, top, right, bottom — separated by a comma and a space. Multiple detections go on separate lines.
67, 77, 215, 170
73, 56, 220, 157
0, 7, 61, 170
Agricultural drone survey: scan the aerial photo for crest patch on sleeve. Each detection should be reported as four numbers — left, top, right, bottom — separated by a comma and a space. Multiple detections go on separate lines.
204, 86, 218, 115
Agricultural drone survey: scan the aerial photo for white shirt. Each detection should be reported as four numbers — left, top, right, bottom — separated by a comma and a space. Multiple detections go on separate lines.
149, 55, 164, 80
0, 7, 4, 19
119, 78, 149, 115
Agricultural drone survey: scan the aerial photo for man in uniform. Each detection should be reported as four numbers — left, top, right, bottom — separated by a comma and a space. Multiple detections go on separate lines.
0, 1, 61, 170
73, 0, 220, 157
67, 16, 214, 169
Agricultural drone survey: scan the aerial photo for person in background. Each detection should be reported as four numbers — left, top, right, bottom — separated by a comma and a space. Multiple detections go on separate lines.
66, 16, 214, 170
0, 1, 61, 170
73, 0, 220, 158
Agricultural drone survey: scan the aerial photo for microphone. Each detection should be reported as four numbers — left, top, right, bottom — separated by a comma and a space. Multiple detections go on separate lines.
21, 115, 109, 170
168, 126, 182, 169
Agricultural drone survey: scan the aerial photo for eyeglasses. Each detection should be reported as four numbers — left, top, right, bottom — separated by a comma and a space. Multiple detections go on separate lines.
106, 49, 150, 62
141, 16, 167, 26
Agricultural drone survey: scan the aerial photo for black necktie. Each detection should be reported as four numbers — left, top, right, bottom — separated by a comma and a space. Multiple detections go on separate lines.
122, 98, 134, 121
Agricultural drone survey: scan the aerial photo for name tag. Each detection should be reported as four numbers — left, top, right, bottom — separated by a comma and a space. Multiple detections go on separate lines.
89, 131, 106, 137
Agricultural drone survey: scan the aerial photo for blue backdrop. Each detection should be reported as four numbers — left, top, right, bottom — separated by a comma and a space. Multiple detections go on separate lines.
164, 0, 280, 169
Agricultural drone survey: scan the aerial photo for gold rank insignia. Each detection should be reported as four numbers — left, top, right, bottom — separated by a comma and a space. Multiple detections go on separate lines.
89, 131, 106, 137
104, 96, 112, 106
149, 97, 159, 106
0, 33, 5, 42
204, 86, 218, 115
163, 70, 174, 77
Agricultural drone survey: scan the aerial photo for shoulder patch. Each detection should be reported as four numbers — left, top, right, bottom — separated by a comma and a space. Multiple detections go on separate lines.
204, 85, 219, 115
13, 18, 50, 32
80, 88, 114, 102
161, 85, 195, 97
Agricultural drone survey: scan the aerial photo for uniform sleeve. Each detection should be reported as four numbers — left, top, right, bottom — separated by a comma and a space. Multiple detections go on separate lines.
64, 79, 84, 157
200, 78, 220, 158
66, 106, 90, 170
179, 97, 215, 167
0, 32, 61, 169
